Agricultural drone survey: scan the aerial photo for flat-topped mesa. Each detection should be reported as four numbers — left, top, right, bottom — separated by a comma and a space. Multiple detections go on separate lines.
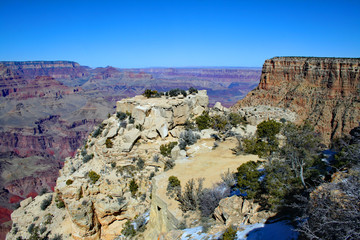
116, 90, 209, 139
0, 61, 88, 80
233, 57, 360, 144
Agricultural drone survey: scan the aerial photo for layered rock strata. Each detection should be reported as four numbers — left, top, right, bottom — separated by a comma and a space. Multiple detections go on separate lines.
233, 57, 360, 144
0, 61, 260, 238
6, 91, 209, 240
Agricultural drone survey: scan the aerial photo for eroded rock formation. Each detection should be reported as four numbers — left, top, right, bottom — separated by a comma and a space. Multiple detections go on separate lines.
6, 91, 209, 240
0, 60, 260, 238
232, 57, 360, 144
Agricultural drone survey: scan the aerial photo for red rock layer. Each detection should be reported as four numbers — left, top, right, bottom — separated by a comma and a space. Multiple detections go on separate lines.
0, 61, 89, 80
233, 57, 360, 144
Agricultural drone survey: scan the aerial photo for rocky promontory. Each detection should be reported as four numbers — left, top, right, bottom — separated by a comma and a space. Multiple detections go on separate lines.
0, 61, 260, 238
232, 57, 360, 144
7, 90, 275, 240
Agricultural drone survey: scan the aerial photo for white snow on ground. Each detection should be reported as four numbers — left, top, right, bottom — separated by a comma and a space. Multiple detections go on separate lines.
179, 220, 298, 240
239, 220, 298, 240
180, 226, 207, 240
237, 223, 265, 239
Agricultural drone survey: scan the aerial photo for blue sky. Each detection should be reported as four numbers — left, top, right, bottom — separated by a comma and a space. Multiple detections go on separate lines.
0, 0, 359, 68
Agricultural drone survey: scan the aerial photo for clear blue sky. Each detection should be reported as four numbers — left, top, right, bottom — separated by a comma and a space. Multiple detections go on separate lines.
0, 0, 359, 68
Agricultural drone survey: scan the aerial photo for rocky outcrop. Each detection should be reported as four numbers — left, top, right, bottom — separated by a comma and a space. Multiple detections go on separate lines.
232, 57, 360, 144
214, 196, 274, 225
7, 90, 209, 240
82, 66, 261, 107
116, 90, 209, 139
0, 60, 259, 238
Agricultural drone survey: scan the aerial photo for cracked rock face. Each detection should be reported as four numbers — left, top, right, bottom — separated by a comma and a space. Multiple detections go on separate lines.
116, 90, 209, 139
233, 57, 360, 144
213, 196, 275, 226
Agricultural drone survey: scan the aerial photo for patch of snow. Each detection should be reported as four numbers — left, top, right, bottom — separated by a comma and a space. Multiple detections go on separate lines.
181, 226, 207, 240
237, 223, 265, 239
237, 220, 298, 240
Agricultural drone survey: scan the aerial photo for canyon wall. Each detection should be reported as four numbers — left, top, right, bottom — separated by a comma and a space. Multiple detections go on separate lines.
0, 61, 260, 239
233, 57, 360, 144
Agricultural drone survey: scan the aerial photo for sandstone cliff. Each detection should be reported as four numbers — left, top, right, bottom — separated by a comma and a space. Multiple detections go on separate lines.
232, 57, 360, 144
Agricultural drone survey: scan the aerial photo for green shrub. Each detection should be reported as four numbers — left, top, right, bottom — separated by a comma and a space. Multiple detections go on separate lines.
257, 119, 282, 140
121, 220, 136, 237
237, 161, 262, 199
211, 114, 229, 132
135, 124, 143, 131
177, 178, 204, 212
116, 111, 127, 120
88, 171, 100, 184
44, 213, 53, 225
39, 188, 48, 195
39, 226, 47, 234
167, 176, 181, 197
168, 176, 181, 188
153, 154, 159, 162
184, 119, 196, 130
66, 179, 73, 185
178, 130, 200, 150
228, 112, 246, 127
83, 153, 94, 163
262, 159, 301, 209
195, 112, 211, 130
181, 89, 187, 97
12, 226, 18, 234
81, 149, 87, 157
222, 225, 237, 240
160, 142, 177, 157
168, 88, 181, 97
149, 172, 155, 180
28, 223, 35, 233
51, 234, 63, 240
105, 138, 113, 148
189, 87, 198, 94
92, 123, 105, 138
56, 200, 65, 209
164, 159, 175, 171
242, 136, 272, 157
129, 116, 135, 124
136, 157, 145, 170
143, 89, 159, 98
129, 179, 139, 197
40, 195, 53, 210
29, 226, 40, 240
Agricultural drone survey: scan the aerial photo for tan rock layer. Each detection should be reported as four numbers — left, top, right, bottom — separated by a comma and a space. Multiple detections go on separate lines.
232, 57, 360, 144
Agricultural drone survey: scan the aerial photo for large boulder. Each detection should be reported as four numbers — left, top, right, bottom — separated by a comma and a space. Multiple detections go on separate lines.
67, 197, 100, 239
213, 196, 274, 226
93, 194, 127, 225
120, 129, 140, 152
116, 90, 209, 139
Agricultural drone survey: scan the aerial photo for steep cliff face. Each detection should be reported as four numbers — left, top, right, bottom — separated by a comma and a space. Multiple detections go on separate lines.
233, 57, 360, 144
82, 67, 261, 107
0, 61, 89, 81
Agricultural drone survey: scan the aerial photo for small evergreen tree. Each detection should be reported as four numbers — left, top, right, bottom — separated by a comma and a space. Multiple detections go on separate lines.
129, 179, 139, 197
